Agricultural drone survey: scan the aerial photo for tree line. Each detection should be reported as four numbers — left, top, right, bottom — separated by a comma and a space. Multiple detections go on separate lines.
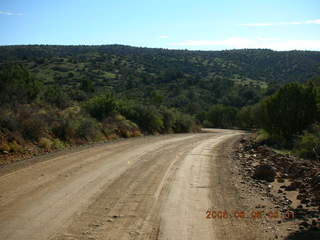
1, 45, 320, 118
202, 78, 320, 159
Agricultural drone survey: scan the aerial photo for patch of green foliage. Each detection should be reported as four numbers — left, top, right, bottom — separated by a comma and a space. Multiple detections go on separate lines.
295, 124, 320, 160
258, 83, 317, 143
234, 79, 320, 160
255, 129, 271, 145
0, 63, 199, 155
0, 64, 42, 105
1, 45, 320, 115
83, 92, 120, 120
205, 104, 238, 129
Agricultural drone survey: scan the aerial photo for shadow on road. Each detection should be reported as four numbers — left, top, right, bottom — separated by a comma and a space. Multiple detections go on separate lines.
285, 229, 320, 240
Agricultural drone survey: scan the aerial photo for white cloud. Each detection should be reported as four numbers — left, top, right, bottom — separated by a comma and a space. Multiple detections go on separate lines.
0, 11, 23, 16
160, 35, 169, 39
305, 19, 320, 24
256, 37, 280, 41
171, 37, 320, 51
240, 19, 320, 27
241, 23, 275, 27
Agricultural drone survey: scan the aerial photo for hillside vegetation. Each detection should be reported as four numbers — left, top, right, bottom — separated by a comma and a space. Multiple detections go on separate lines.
1, 45, 320, 112
235, 79, 320, 159
0, 45, 320, 161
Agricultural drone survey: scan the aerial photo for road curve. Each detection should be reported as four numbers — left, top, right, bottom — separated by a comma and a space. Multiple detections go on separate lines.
0, 129, 251, 240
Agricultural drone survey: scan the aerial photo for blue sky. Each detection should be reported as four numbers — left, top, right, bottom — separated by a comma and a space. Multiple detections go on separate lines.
0, 0, 319, 50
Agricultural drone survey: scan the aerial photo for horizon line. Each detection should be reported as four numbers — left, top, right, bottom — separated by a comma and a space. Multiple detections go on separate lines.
0, 43, 319, 52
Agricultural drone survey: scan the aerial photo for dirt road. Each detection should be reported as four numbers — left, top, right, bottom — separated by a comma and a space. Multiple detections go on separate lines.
0, 129, 272, 240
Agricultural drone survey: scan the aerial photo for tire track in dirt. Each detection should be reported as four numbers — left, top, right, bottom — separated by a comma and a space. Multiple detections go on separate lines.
0, 134, 200, 240
0, 130, 270, 240
50, 134, 219, 240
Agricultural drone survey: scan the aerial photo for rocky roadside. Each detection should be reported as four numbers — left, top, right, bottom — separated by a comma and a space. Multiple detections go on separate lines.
233, 135, 320, 240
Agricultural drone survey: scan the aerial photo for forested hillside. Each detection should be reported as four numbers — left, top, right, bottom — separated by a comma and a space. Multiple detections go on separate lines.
1, 45, 320, 113
1, 45, 320, 161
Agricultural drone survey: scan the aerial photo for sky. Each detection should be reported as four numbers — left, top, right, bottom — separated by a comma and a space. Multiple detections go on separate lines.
0, 0, 319, 51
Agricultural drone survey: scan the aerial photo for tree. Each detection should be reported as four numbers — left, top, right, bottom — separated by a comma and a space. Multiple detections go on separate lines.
206, 104, 238, 128
0, 64, 41, 105
127, 105, 164, 133
84, 91, 119, 120
259, 83, 317, 141
42, 86, 71, 109
149, 90, 164, 106
237, 106, 255, 129
80, 79, 94, 92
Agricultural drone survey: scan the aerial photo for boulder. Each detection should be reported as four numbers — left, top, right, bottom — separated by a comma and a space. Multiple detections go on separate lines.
253, 164, 276, 182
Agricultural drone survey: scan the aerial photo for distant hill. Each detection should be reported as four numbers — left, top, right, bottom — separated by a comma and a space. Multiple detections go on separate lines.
1, 45, 320, 112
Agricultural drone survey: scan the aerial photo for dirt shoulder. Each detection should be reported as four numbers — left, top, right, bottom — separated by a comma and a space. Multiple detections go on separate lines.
234, 135, 320, 240
204, 133, 278, 239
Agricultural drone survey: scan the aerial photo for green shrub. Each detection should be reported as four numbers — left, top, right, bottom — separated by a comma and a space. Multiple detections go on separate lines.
160, 107, 176, 133
120, 101, 198, 134
52, 112, 78, 141
83, 91, 119, 120
21, 117, 48, 141
255, 129, 271, 144
259, 83, 317, 142
295, 124, 320, 159
0, 64, 42, 104
256, 129, 287, 147
15, 105, 49, 141
52, 138, 66, 150
9, 141, 24, 152
118, 119, 140, 137
174, 111, 198, 133
139, 106, 164, 133
101, 125, 117, 137
39, 137, 53, 150
124, 105, 164, 133
76, 117, 101, 141
0, 108, 17, 131
41, 86, 71, 109
102, 114, 141, 138
80, 79, 94, 92
114, 114, 126, 121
